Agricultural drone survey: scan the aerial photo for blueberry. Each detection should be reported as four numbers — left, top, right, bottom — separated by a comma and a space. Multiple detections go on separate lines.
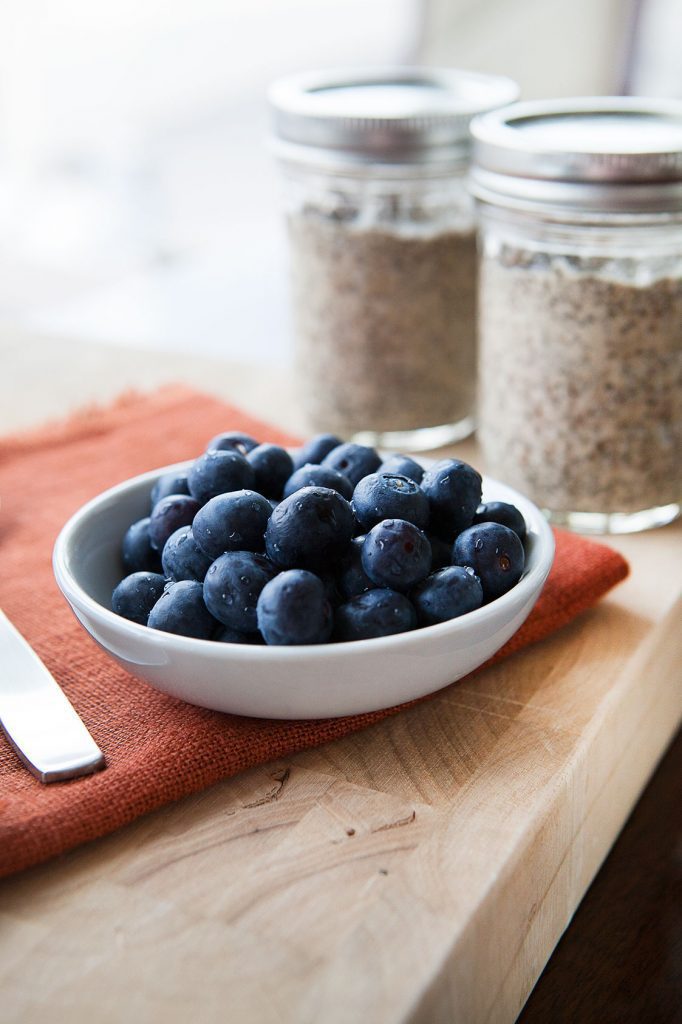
337, 535, 375, 599
452, 523, 525, 602
203, 551, 277, 633
247, 444, 294, 500
291, 433, 343, 471
257, 570, 333, 645
283, 463, 353, 501
361, 519, 431, 592
411, 566, 483, 626
122, 517, 162, 573
379, 454, 424, 485
193, 490, 272, 560
473, 501, 527, 542
161, 526, 213, 582
147, 580, 217, 639
265, 486, 354, 571
318, 572, 345, 609
206, 431, 259, 456
112, 572, 166, 625
321, 442, 382, 487
214, 625, 265, 644
148, 494, 201, 552
151, 471, 190, 510
427, 534, 453, 572
333, 589, 417, 642
351, 472, 430, 531
188, 450, 255, 504
421, 459, 482, 540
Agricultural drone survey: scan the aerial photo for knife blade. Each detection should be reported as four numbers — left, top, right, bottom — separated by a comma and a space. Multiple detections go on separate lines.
0, 609, 105, 782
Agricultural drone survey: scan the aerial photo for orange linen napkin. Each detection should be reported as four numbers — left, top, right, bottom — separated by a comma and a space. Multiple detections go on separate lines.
0, 386, 629, 879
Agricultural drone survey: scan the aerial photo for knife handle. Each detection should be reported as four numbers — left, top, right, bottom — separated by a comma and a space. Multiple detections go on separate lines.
0, 610, 105, 783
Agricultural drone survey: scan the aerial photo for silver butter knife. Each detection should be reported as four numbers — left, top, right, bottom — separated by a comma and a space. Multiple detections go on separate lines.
0, 609, 105, 782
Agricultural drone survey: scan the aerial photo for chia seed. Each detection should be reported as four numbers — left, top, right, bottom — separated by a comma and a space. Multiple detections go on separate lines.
478, 249, 682, 515
288, 214, 477, 437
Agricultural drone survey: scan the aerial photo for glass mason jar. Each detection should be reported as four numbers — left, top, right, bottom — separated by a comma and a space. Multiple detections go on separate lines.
470, 98, 682, 533
269, 68, 518, 451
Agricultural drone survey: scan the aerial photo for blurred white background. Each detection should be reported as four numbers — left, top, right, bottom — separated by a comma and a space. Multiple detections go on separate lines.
0, 0, 679, 367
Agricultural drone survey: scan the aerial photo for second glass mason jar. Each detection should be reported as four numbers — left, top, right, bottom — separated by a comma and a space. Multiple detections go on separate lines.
470, 98, 682, 533
269, 68, 518, 450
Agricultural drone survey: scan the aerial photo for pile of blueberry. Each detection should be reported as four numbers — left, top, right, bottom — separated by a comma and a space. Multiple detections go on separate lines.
111, 432, 527, 646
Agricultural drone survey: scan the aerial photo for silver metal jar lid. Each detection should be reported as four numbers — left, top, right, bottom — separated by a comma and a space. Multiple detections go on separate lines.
269, 67, 519, 167
470, 97, 682, 216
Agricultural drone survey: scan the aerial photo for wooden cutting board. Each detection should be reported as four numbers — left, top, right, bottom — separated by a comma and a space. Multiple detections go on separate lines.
1, 331, 681, 1023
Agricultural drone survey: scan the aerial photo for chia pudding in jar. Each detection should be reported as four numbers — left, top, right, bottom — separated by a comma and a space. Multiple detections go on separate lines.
269, 68, 518, 451
287, 181, 477, 442
471, 98, 682, 533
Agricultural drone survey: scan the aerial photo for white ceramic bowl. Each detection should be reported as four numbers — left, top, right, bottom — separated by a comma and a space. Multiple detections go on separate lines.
53, 460, 555, 719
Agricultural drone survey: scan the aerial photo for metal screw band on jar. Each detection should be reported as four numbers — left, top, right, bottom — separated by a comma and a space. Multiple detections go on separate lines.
470, 96, 682, 219
269, 67, 519, 167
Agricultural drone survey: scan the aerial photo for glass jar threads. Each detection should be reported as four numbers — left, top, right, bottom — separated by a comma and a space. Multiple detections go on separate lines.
269, 67, 518, 451
471, 98, 682, 533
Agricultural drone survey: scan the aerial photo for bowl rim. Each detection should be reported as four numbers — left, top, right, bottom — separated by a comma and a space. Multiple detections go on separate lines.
53, 458, 555, 658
